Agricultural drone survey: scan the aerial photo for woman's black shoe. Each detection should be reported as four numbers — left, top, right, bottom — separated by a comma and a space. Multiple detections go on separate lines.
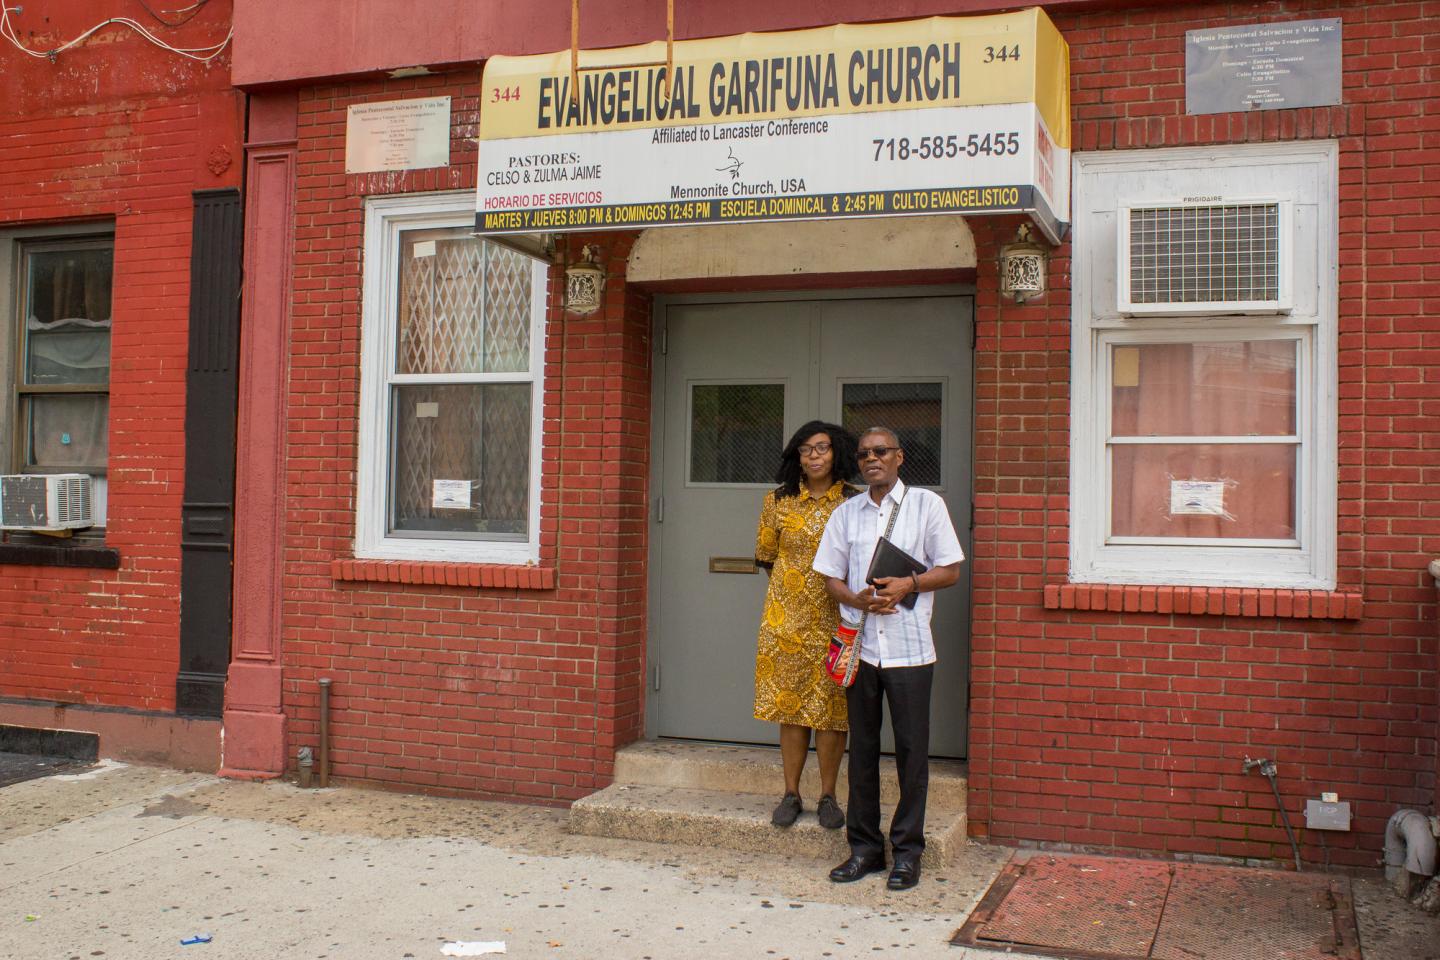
771, 793, 803, 827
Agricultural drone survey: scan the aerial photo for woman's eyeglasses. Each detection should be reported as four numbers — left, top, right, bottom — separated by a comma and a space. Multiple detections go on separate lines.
797, 442, 832, 457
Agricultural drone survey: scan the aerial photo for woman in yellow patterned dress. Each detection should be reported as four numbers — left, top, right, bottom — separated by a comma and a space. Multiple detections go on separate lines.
754, 420, 859, 829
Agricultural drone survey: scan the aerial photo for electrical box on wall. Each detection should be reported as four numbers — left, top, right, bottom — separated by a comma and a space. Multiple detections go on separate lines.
1305, 795, 1352, 831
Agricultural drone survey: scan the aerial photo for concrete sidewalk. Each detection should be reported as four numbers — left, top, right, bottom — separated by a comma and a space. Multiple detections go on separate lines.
1, 763, 1434, 960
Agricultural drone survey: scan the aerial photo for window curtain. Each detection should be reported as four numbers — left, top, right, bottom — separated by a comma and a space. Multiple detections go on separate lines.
26, 249, 112, 386
40, 250, 112, 324
27, 396, 108, 467
1110, 341, 1296, 540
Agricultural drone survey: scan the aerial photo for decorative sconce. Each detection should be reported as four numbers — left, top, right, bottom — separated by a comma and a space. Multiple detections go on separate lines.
997, 223, 1048, 304
564, 244, 606, 316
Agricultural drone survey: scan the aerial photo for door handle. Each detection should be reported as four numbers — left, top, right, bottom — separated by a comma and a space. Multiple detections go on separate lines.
709, 556, 758, 574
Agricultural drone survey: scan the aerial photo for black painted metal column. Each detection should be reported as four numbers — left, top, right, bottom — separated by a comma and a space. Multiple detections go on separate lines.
176, 188, 244, 717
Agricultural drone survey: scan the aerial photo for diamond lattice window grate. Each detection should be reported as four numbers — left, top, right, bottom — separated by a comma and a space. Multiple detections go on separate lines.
1128, 204, 1280, 304
398, 240, 531, 375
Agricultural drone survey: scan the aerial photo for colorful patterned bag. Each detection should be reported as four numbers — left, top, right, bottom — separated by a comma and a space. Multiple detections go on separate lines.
825, 616, 863, 687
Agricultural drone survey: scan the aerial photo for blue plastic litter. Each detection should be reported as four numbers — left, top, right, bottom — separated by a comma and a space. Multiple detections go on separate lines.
180, 934, 213, 946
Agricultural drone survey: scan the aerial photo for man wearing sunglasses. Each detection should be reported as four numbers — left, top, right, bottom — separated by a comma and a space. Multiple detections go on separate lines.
811, 426, 964, 891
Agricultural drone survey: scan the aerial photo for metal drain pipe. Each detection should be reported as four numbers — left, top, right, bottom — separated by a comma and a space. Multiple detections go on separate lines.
1243, 756, 1302, 871
1384, 809, 1438, 891
318, 678, 332, 788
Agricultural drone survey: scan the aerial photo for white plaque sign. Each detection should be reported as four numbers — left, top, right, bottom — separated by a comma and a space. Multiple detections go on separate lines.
346, 96, 451, 174
1186, 19, 1341, 115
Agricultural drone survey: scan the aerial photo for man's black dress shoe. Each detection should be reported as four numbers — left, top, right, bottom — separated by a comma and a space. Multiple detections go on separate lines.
829, 854, 886, 883
887, 860, 921, 890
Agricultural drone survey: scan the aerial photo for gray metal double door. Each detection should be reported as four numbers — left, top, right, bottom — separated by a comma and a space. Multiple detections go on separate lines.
651, 293, 974, 757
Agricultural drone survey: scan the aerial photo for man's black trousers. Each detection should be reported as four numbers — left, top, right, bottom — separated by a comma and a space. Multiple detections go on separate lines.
843, 659, 934, 864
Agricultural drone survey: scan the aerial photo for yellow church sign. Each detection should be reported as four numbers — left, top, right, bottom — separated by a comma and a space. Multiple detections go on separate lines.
476, 8, 1071, 241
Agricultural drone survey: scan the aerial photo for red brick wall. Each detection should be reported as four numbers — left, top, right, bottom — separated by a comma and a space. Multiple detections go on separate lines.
280, 74, 650, 801
271, 0, 1436, 861
0, 5, 241, 711
967, 0, 1439, 868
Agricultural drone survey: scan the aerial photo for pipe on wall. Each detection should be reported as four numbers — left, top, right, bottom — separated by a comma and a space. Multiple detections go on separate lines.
1384, 809, 1438, 898
318, 678, 331, 789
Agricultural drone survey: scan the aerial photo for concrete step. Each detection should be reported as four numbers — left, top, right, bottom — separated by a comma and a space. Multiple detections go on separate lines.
612, 739, 968, 812
568, 782, 967, 869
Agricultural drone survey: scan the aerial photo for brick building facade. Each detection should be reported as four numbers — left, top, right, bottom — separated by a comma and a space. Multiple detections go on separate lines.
0, 3, 242, 766
968, 0, 1437, 868
3, 0, 1422, 872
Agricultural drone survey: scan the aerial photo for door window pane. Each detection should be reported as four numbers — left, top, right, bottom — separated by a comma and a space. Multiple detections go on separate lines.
389, 383, 530, 537
842, 381, 942, 486
1111, 442, 1297, 540
1111, 340, 1296, 437
689, 383, 784, 484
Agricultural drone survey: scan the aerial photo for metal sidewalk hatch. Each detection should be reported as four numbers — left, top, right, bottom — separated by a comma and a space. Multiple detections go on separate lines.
953, 852, 1360, 960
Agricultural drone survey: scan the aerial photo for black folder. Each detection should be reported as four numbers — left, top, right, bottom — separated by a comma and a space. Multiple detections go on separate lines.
865, 536, 927, 609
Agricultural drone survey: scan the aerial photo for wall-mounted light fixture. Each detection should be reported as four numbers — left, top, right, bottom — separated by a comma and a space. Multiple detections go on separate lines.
997, 223, 1048, 304
564, 244, 606, 316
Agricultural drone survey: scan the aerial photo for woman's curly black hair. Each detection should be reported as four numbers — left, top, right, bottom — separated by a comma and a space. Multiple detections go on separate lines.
773, 420, 859, 499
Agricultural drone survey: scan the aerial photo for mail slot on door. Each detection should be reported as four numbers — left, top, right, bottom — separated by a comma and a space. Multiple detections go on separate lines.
709, 556, 757, 574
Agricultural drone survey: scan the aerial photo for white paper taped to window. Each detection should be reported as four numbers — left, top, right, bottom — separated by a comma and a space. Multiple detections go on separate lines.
432, 479, 472, 510
1169, 479, 1226, 516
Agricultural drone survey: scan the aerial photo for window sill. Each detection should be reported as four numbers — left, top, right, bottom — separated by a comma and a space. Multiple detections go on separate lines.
331, 558, 554, 590
0, 542, 120, 569
1043, 583, 1362, 620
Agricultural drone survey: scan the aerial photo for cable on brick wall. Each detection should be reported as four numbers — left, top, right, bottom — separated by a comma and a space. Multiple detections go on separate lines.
135, 0, 210, 29
0, 4, 231, 63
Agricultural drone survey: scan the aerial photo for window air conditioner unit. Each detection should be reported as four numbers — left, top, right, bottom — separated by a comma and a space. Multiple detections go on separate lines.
1118, 200, 1292, 316
0, 473, 93, 531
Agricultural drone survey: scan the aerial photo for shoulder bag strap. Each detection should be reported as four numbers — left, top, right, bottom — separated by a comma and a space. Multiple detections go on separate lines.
851, 486, 909, 635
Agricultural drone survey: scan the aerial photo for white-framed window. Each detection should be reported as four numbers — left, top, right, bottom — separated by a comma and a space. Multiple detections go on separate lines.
356, 191, 548, 563
0, 225, 114, 529
1070, 142, 1337, 589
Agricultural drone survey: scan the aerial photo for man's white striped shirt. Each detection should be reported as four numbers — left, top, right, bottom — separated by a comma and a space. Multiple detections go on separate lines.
812, 479, 964, 668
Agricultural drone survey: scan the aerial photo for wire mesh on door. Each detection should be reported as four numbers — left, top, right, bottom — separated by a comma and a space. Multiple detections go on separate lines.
689, 383, 785, 484
842, 381, 943, 487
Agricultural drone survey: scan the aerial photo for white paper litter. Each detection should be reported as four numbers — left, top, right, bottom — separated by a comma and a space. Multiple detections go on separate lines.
440, 942, 506, 957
